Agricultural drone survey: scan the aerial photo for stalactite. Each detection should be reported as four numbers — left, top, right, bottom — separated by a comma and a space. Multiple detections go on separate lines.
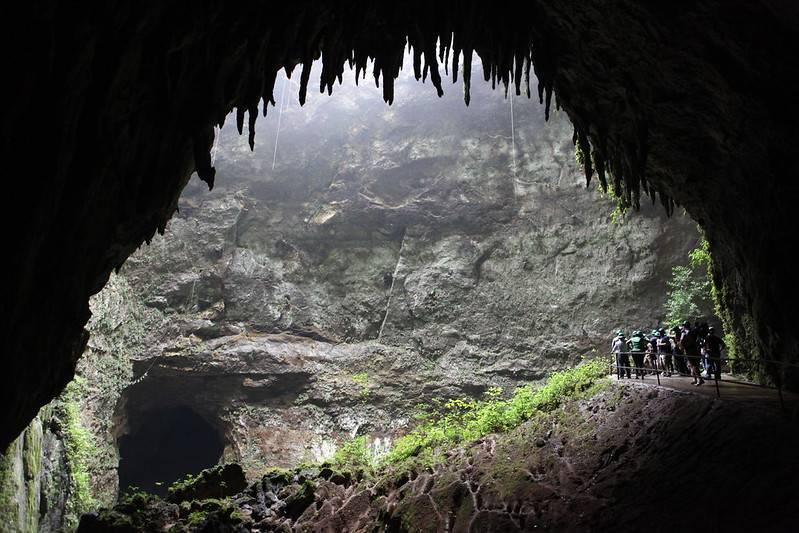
299, 60, 311, 106
578, 129, 593, 187
452, 42, 460, 84
236, 107, 245, 136
247, 105, 257, 151
262, 68, 278, 117
594, 146, 608, 192
524, 56, 532, 98
192, 129, 216, 191
463, 47, 473, 105
184, 1, 671, 215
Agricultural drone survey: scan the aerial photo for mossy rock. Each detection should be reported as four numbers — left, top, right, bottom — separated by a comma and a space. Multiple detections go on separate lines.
167, 464, 247, 503
283, 480, 317, 520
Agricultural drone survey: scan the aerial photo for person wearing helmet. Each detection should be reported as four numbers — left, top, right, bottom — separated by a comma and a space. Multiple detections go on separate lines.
670, 325, 687, 374
657, 327, 674, 376
680, 320, 704, 385
611, 330, 625, 351
644, 329, 660, 373
704, 326, 726, 380
612, 331, 630, 378
627, 330, 648, 379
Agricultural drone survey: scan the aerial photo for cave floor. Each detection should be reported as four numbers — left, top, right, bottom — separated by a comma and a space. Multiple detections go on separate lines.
610, 371, 799, 413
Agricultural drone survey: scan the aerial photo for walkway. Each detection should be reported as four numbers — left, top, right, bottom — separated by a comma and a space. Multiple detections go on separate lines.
610, 371, 799, 413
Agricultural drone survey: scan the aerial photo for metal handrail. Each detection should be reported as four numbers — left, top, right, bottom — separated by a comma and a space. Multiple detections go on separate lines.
612, 351, 799, 370
608, 351, 795, 410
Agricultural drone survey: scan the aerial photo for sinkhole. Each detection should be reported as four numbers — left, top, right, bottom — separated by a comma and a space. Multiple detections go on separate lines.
117, 405, 224, 497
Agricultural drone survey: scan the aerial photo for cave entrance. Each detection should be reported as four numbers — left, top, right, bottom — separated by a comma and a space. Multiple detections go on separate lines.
117, 405, 224, 497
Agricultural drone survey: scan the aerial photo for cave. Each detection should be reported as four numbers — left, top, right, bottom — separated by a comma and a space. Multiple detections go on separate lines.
5, 0, 799, 450
3, 1, 799, 530
117, 406, 224, 497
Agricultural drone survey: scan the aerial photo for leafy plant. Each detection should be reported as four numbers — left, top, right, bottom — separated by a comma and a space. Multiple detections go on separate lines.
351, 372, 371, 400
330, 435, 374, 476
381, 358, 607, 466
664, 233, 717, 326
664, 265, 709, 325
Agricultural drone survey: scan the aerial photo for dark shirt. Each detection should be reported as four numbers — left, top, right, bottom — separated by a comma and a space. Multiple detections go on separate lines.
681, 329, 698, 355
657, 337, 672, 354
705, 334, 726, 355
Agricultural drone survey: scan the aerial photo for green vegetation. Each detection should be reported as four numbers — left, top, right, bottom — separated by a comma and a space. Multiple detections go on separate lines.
599, 184, 629, 225
22, 419, 43, 532
575, 137, 628, 225
67, 361, 612, 530
54, 377, 97, 530
664, 236, 714, 326
351, 372, 371, 400
383, 358, 607, 468
664, 265, 710, 325
664, 237, 764, 378
320, 360, 608, 481
0, 439, 20, 531
687, 238, 753, 374
330, 435, 373, 476
168, 464, 247, 503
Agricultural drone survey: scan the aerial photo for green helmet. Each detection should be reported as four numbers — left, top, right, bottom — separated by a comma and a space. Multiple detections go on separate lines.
651, 329, 659, 336
616, 330, 624, 337
633, 330, 641, 337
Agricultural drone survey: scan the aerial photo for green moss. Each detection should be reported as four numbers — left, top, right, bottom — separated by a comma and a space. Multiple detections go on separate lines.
286, 479, 316, 511
261, 466, 295, 485
351, 372, 371, 400
117, 486, 156, 510
0, 440, 20, 531
187, 510, 209, 527
167, 464, 247, 503
54, 377, 98, 530
22, 421, 43, 532
77, 273, 167, 507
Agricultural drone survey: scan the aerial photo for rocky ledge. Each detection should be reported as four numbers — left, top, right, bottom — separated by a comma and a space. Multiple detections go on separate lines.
78, 382, 799, 532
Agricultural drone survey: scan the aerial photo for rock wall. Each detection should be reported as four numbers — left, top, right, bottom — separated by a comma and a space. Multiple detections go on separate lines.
108, 65, 700, 483
0, 275, 164, 532
0, 398, 76, 532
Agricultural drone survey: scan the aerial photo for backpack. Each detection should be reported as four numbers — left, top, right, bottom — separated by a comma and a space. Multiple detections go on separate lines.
630, 335, 646, 352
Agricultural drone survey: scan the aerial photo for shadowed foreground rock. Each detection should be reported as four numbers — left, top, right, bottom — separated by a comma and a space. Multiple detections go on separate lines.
78, 384, 799, 532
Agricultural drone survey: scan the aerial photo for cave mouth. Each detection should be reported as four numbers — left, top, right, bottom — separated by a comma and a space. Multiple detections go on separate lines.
117, 405, 224, 497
